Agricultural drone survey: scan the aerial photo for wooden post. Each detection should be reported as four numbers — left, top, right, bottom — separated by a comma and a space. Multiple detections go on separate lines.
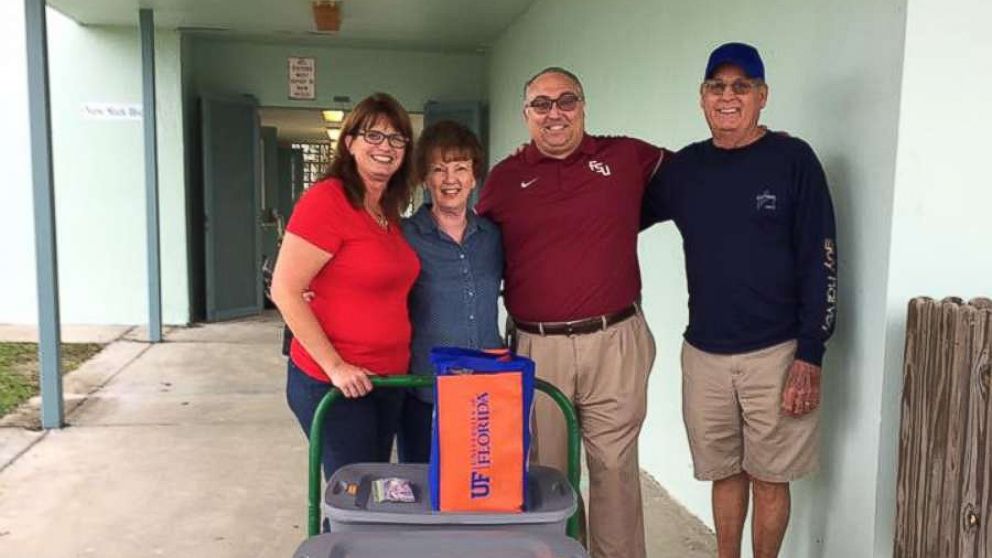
975, 309, 990, 557
895, 297, 992, 557
938, 304, 973, 555
959, 306, 988, 556
895, 298, 923, 556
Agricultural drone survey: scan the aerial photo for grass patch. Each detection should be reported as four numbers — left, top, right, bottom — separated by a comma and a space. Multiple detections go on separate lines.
0, 342, 104, 417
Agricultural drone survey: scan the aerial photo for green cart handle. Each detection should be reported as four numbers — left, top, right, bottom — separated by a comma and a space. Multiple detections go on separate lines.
307, 375, 583, 540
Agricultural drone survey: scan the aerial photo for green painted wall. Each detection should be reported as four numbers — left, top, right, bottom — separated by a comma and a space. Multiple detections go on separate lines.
44, 14, 188, 325
487, 0, 907, 555
876, 0, 992, 552
188, 37, 487, 111
0, 1, 38, 324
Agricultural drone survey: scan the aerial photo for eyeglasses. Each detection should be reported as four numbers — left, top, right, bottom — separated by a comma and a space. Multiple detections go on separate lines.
525, 92, 583, 115
356, 129, 410, 149
702, 79, 763, 96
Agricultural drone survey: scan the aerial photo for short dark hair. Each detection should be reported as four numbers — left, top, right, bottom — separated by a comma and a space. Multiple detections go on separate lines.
523, 66, 585, 99
326, 92, 414, 222
414, 120, 485, 183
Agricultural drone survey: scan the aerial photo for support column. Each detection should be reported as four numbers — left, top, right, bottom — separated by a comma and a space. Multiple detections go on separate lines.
140, 9, 163, 342
24, 0, 63, 429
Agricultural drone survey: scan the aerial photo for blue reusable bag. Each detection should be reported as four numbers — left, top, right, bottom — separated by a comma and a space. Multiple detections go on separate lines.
428, 347, 536, 512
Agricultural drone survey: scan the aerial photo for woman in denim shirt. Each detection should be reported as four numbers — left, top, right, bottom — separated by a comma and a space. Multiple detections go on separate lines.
398, 121, 504, 463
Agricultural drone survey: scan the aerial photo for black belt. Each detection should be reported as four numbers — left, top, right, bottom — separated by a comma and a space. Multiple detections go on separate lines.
514, 304, 639, 336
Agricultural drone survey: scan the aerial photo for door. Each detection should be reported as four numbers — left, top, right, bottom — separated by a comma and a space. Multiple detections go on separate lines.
201, 94, 262, 321
277, 146, 304, 220
259, 126, 280, 283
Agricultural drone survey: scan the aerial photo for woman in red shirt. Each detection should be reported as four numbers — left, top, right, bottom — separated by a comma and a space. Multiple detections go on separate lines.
271, 93, 420, 479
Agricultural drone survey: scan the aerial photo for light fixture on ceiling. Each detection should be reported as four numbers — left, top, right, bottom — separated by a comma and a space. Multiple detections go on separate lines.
312, 1, 342, 33
322, 110, 345, 123
326, 128, 342, 141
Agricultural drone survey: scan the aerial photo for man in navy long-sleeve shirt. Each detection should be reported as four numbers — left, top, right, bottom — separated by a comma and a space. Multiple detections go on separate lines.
643, 43, 837, 558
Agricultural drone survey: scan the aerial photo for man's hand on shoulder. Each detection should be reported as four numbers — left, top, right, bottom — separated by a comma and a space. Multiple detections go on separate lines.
780, 359, 821, 417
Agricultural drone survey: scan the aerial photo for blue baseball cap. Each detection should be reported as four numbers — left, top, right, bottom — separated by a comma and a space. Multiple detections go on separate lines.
705, 42, 765, 80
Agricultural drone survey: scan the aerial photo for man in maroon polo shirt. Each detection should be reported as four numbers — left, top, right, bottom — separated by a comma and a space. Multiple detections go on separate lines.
476, 67, 666, 558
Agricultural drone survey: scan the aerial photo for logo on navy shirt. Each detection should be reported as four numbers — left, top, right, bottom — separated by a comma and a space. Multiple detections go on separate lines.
588, 160, 611, 177
755, 190, 777, 211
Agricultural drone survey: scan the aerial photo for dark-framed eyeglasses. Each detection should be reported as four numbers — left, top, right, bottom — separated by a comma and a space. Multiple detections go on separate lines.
702, 79, 763, 96
525, 92, 583, 115
356, 129, 410, 148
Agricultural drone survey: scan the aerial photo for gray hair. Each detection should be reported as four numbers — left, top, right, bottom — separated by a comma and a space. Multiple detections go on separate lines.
523, 66, 585, 99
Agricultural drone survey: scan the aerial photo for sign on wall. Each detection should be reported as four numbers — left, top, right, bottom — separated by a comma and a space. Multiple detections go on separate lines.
81, 103, 143, 120
288, 57, 316, 100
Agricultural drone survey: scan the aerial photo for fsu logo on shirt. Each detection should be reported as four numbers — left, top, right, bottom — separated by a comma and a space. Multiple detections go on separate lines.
588, 160, 611, 177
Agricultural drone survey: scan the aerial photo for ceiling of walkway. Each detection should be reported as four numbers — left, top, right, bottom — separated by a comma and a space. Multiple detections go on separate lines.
48, 0, 535, 51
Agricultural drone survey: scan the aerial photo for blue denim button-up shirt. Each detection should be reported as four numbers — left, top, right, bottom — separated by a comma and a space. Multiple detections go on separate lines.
401, 204, 504, 402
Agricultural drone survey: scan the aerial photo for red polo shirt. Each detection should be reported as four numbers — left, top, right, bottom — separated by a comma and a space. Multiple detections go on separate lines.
477, 135, 664, 322
285, 178, 420, 381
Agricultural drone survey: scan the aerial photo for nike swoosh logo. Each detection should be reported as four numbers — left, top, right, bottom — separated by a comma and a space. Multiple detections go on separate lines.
520, 178, 539, 188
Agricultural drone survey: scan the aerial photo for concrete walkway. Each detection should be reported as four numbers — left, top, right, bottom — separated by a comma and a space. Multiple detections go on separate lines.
0, 313, 715, 557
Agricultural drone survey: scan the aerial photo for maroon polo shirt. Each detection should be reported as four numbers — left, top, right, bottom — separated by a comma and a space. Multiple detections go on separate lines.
477, 134, 664, 322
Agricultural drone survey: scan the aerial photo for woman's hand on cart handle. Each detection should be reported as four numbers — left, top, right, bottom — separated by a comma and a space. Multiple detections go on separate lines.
327, 361, 374, 398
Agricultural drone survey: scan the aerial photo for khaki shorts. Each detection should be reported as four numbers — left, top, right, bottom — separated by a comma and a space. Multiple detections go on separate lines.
681, 339, 819, 483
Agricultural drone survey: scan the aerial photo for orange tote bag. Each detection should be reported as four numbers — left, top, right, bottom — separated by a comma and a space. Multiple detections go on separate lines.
428, 347, 536, 513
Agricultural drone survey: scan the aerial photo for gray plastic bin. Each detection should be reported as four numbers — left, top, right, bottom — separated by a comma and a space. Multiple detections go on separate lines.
324, 463, 576, 535
293, 529, 588, 558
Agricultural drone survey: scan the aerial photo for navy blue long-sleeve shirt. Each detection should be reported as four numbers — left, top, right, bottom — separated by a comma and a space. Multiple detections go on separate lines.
642, 132, 837, 365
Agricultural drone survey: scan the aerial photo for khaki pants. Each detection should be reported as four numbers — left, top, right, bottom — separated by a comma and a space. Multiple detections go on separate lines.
516, 312, 655, 558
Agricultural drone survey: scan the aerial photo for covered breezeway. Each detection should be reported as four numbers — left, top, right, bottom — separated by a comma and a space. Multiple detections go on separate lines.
22, 0, 524, 427
8, 1, 717, 556
9, 0, 992, 557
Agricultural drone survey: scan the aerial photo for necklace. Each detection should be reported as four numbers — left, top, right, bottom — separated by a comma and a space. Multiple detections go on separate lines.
365, 204, 388, 229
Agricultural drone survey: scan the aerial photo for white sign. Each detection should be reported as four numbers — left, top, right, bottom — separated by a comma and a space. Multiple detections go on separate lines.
82, 103, 143, 121
288, 57, 316, 100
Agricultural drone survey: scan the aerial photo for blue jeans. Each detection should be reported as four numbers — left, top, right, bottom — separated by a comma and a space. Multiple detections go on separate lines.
397, 392, 433, 463
285, 359, 404, 479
